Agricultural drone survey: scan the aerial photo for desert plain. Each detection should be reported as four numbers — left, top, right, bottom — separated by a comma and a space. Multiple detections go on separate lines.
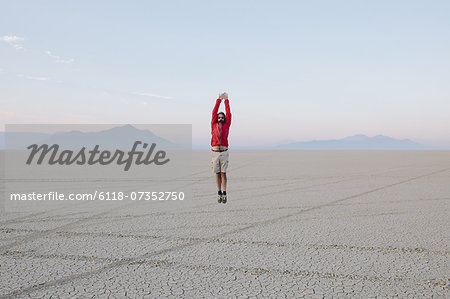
1, 150, 449, 298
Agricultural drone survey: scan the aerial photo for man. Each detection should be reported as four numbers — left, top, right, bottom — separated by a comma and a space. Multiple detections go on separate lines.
211, 92, 232, 204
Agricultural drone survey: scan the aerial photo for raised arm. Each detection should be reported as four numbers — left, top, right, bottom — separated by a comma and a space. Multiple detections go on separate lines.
224, 99, 231, 125
211, 98, 221, 124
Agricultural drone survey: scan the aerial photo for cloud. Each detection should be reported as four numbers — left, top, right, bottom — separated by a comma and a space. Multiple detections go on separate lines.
16, 74, 50, 81
133, 92, 173, 100
0, 35, 24, 50
0, 111, 16, 120
0, 35, 23, 42
45, 50, 74, 64
118, 98, 150, 106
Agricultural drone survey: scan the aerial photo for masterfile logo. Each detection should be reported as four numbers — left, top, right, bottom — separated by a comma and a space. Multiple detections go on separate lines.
26, 141, 170, 171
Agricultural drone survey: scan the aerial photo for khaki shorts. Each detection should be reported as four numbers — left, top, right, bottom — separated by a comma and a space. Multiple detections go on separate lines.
211, 150, 229, 173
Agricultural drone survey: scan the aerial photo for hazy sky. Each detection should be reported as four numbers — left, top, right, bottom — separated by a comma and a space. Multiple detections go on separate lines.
1, 0, 449, 147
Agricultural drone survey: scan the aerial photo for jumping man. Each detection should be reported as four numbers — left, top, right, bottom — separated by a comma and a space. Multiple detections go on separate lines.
211, 92, 232, 203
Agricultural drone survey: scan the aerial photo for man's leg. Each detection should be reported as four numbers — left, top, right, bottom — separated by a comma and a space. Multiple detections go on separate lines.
216, 172, 223, 203
215, 173, 222, 191
219, 151, 229, 204
220, 172, 227, 203
213, 152, 223, 202
220, 172, 227, 191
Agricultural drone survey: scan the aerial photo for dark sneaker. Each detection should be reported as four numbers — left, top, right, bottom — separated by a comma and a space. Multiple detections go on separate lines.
221, 193, 227, 204
217, 194, 223, 203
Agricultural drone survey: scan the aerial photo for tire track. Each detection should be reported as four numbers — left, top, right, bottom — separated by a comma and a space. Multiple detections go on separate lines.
2, 229, 448, 256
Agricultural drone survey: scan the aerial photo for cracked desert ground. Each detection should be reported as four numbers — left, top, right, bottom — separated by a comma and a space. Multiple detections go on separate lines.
1, 151, 449, 298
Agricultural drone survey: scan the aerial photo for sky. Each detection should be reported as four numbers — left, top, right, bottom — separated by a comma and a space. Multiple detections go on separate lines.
1, 0, 449, 147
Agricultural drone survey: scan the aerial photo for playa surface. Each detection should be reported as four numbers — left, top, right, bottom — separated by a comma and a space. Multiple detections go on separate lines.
1, 151, 449, 298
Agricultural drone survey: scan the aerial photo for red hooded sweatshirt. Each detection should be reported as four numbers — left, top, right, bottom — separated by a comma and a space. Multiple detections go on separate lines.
211, 98, 232, 147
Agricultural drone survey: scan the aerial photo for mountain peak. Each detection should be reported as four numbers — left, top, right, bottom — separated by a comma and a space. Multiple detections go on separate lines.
118, 124, 135, 129
105, 124, 138, 133
278, 134, 428, 150
342, 134, 369, 141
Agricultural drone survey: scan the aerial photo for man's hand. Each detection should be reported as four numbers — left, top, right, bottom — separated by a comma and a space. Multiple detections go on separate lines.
219, 92, 228, 100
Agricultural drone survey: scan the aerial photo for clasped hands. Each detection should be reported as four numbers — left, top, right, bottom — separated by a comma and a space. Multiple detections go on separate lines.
218, 92, 228, 100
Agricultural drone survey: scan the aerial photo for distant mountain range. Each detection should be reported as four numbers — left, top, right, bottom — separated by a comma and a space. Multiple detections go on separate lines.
195, 134, 447, 150
276, 134, 432, 150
